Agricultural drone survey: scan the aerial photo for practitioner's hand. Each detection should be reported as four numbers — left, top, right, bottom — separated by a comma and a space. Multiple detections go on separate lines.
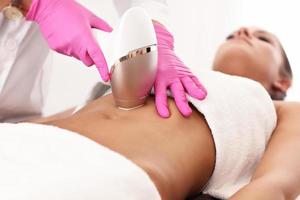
26, 0, 113, 82
153, 22, 207, 118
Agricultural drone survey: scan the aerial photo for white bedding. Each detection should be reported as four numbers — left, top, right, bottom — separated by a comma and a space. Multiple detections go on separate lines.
0, 123, 160, 200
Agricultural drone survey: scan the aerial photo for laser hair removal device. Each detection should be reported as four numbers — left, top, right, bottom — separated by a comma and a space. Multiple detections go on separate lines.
110, 7, 158, 110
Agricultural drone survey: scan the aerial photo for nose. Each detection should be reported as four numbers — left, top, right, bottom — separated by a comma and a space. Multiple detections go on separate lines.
235, 27, 252, 38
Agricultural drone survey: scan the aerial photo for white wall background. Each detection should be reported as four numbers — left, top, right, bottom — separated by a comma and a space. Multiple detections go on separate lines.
44, 0, 300, 115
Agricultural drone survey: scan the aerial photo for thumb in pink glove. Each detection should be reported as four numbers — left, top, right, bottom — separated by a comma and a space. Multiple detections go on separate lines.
154, 23, 207, 118
26, 0, 112, 82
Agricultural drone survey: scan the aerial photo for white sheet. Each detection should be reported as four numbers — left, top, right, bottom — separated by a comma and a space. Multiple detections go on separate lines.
0, 123, 160, 200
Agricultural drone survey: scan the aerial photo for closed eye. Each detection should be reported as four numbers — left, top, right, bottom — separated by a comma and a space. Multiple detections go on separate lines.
226, 34, 234, 40
257, 36, 271, 43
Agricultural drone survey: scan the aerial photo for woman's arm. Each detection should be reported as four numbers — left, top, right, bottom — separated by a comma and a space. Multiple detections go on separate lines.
229, 101, 300, 200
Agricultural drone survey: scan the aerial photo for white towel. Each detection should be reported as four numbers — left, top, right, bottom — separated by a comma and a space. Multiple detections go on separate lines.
0, 123, 161, 200
185, 70, 277, 198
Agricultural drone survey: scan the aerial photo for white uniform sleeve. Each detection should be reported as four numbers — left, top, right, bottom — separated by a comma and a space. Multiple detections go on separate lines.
0, 15, 52, 122
113, 0, 169, 28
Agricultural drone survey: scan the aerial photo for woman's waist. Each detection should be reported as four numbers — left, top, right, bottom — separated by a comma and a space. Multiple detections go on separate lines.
47, 94, 210, 159
59, 116, 209, 200
45, 95, 211, 199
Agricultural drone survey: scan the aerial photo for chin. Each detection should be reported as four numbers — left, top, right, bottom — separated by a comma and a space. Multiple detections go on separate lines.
213, 45, 254, 74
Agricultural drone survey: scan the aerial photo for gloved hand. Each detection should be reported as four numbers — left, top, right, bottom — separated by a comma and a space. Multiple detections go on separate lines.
154, 22, 207, 118
26, 0, 112, 82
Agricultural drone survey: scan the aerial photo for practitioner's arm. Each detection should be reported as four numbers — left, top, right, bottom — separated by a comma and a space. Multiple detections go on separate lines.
229, 101, 300, 200
0, 0, 10, 9
0, 0, 32, 14
21, 0, 32, 14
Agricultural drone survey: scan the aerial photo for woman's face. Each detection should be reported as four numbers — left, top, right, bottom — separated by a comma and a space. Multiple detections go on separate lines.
213, 27, 283, 90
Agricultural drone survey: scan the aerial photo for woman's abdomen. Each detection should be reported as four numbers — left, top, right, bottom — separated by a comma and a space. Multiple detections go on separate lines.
46, 95, 215, 199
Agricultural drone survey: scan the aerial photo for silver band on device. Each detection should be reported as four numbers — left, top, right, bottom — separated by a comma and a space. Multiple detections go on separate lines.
111, 44, 157, 75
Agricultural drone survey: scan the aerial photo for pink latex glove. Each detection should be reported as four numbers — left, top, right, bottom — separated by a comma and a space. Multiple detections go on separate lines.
154, 23, 207, 118
26, 0, 113, 82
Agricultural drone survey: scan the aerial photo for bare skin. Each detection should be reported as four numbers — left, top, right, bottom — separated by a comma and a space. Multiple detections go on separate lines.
230, 101, 300, 200
0, 0, 10, 10
30, 26, 299, 199
43, 94, 216, 200
0, 0, 31, 14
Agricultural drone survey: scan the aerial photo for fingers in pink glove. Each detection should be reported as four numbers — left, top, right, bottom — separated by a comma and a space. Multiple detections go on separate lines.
78, 50, 94, 67
87, 42, 110, 82
155, 82, 170, 118
87, 13, 112, 81
88, 14, 112, 81
154, 22, 207, 118
191, 76, 207, 95
181, 76, 207, 100
74, 35, 107, 74
79, 4, 113, 32
170, 81, 192, 117
89, 14, 113, 32
73, 33, 110, 81
81, 57, 94, 67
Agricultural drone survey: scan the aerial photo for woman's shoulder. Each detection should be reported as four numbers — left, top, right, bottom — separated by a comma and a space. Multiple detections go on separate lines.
273, 101, 300, 118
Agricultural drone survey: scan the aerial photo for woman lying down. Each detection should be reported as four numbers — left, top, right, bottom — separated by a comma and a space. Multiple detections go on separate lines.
1, 27, 299, 200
